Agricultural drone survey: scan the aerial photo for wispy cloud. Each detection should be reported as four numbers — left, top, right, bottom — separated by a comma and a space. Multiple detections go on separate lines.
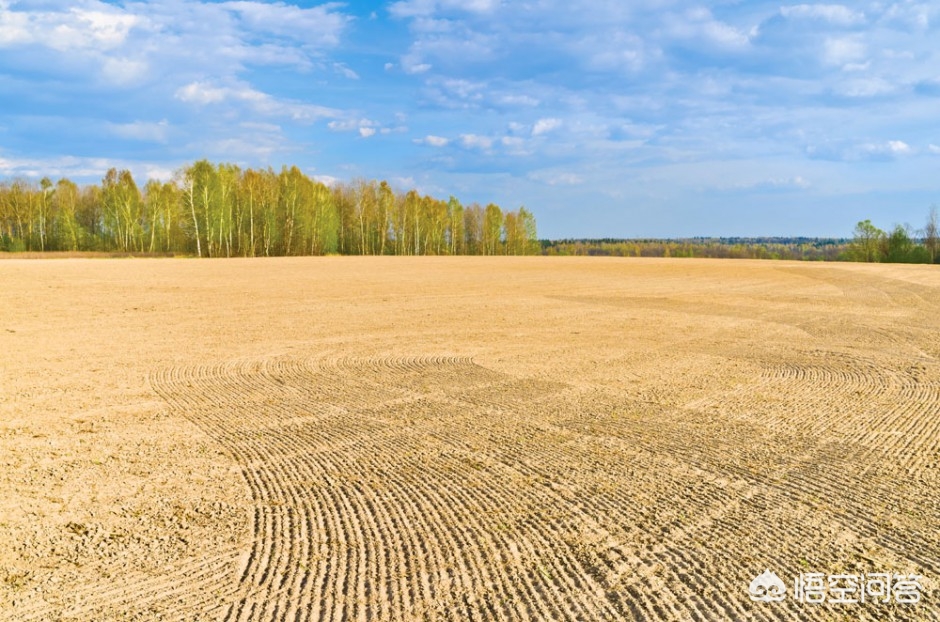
780, 5, 866, 27
108, 119, 170, 143
176, 80, 338, 122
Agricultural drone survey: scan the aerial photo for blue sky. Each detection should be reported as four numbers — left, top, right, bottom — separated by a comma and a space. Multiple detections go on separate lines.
1, 0, 938, 238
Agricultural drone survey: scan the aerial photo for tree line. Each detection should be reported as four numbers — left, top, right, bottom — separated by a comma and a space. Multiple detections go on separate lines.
846, 209, 938, 264
541, 237, 847, 261
0, 161, 539, 257
542, 208, 940, 264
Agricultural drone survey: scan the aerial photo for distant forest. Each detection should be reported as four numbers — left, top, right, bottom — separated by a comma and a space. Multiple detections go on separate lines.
543, 210, 940, 264
0, 161, 538, 256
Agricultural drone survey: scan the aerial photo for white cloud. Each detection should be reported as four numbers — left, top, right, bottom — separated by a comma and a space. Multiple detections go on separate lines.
401, 49, 432, 74
416, 135, 450, 147
500, 136, 530, 155
109, 120, 170, 143
0, 1, 351, 84
583, 32, 646, 72
423, 77, 493, 108
780, 5, 865, 27
532, 118, 562, 136
389, 0, 499, 19
176, 81, 338, 121
222, 1, 349, 46
835, 77, 894, 97
101, 57, 148, 85
312, 174, 341, 186
333, 63, 359, 80
175, 81, 231, 105
498, 94, 540, 107
528, 170, 583, 186
722, 176, 811, 191
929, 144, 940, 155
460, 134, 493, 149
667, 8, 751, 50
886, 140, 911, 154
40, 9, 139, 52
0, 5, 161, 63
328, 118, 379, 134
823, 37, 866, 67
0, 152, 176, 183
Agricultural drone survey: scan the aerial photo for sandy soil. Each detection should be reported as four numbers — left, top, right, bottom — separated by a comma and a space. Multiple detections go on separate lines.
1, 256, 938, 620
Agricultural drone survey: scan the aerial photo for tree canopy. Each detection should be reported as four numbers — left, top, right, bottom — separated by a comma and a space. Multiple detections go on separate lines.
0, 162, 539, 257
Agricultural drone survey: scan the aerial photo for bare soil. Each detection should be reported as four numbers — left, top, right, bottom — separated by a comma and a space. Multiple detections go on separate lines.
1, 257, 938, 620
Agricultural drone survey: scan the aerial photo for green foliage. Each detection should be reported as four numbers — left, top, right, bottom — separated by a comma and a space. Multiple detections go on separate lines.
884, 225, 915, 263
925, 206, 938, 264
542, 238, 849, 260
0, 163, 538, 257
849, 219, 886, 262
545, 212, 937, 264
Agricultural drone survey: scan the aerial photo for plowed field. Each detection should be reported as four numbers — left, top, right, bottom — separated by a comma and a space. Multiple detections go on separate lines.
1, 257, 938, 620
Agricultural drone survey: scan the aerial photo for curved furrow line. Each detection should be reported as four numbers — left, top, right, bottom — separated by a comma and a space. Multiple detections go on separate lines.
855, 383, 940, 469
541, 395, 940, 579
346, 479, 425, 621
302, 360, 588, 620
152, 364, 328, 618
221, 412, 500, 620
687, 354, 912, 444
426, 424, 767, 620
419, 462, 621, 620
423, 423, 750, 620
689, 455, 940, 576
356, 439, 581, 619
420, 436, 632, 620
294, 408, 628, 620
300, 436, 519, 620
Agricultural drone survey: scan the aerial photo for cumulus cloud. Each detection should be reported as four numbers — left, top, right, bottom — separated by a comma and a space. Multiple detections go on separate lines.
0, 7, 139, 51
532, 118, 562, 136
223, 1, 348, 47
176, 81, 228, 105
327, 118, 384, 138
459, 134, 493, 150
883, 140, 912, 154
415, 135, 450, 147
